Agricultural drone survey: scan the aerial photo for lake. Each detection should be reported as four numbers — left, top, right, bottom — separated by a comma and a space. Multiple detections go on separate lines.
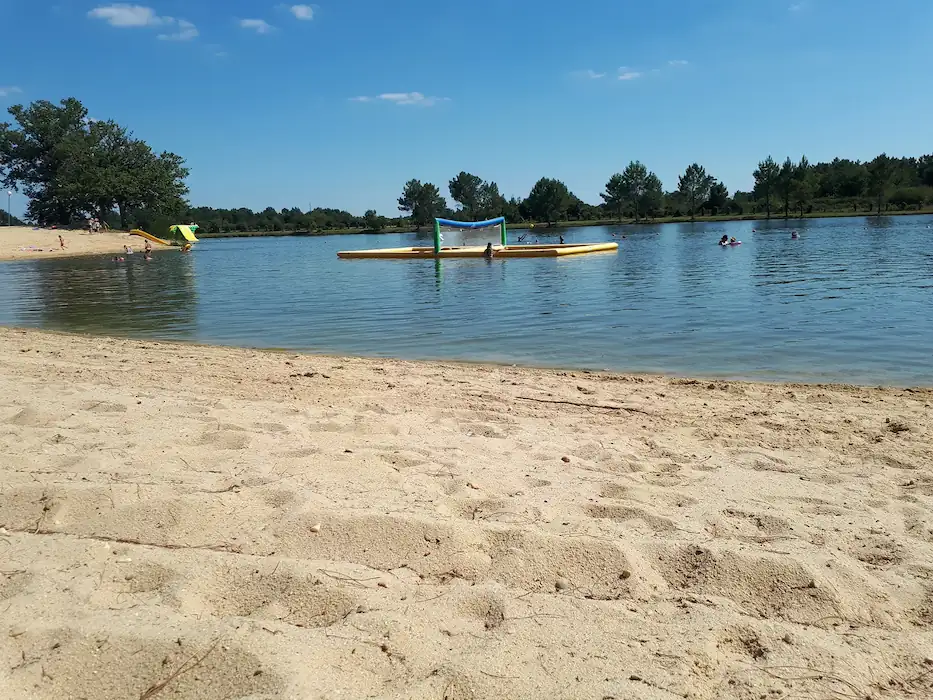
1, 215, 932, 385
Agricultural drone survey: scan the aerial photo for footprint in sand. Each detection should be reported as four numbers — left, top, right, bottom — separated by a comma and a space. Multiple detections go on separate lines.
196, 430, 251, 450
81, 401, 127, 414
584, 504, 676, 532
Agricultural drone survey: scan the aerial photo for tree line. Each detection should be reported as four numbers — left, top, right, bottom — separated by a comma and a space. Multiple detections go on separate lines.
3, 97, 932, 234
399, 154, 933, 229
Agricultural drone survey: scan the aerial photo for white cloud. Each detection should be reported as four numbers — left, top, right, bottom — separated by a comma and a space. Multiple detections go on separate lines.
88, 4, 166, 27
0, 86, 22, 98
158, 19, 198, 41
290, 5, 314, 20
351, 92, 450, 107
618, 68, 643, 81
240, 18, 274, 34
572, 69, 605, 79
90, 5, 197, 41
789, 2, 806, 10
668, 59, 689, 66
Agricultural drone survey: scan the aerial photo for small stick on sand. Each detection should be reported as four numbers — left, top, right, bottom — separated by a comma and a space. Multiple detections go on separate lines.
516, 396, 654, 416
139, 639, 221, 699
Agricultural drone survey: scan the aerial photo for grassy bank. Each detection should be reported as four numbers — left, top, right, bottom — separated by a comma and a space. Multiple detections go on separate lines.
194, 208, 933, 239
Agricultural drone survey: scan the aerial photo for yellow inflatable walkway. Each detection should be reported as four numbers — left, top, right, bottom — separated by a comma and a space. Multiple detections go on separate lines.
337, 243, 618, 259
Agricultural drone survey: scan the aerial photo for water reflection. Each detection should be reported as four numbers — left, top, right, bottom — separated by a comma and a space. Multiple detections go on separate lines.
24, 253, 196, 336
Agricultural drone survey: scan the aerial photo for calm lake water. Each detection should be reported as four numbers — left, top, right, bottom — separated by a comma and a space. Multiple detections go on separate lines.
2, 216, 932, 385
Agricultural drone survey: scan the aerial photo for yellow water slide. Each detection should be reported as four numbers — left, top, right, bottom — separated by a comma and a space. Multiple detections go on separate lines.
170, 225, 199, 242
129, 229, 171, 246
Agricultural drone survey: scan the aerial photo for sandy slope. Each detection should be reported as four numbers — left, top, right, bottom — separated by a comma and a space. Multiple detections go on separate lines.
0, 327, 931, 699
0, 226, 144, 261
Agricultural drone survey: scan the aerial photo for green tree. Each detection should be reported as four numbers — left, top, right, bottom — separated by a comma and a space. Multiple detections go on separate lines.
398, 179, 446, 229
677, 163, 713, 221
918, 155, 933, 188
640, 173, 664, 218
1, 97, 90, 224
477, 180, 507, 220
867, 153, 897, 215
618, 161, 651, 222
525, 177, 570, 225
790, 156, 814, 217
601, 173, 626, 222
1, 97, 188, 227
363, 209, 385, 231
707, 181, 729, 214
776, 157, 796, 218
753, 156, 780, 219
448, 171, 484, 220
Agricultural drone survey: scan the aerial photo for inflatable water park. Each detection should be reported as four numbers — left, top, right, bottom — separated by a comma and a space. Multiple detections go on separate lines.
337, 217, 618, 259
130, 224, 200, 247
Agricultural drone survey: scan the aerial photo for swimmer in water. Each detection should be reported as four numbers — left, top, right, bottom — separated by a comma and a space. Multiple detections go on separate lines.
559, 235, 564, 244
483, 242, 494, 259
791, 231, 799, 239
720, 235, 729, 245
730, 237, 737, 244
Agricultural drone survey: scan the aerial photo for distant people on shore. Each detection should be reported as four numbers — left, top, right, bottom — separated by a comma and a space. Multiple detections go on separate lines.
58, 235, 66, 250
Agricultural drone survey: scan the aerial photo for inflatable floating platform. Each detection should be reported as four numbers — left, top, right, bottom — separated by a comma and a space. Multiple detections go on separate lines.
337, 242, 619, 259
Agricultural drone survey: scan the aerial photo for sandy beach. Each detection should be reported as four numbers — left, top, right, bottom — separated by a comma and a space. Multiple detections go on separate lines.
0, 226, 145, 261
0, 327, 931, 699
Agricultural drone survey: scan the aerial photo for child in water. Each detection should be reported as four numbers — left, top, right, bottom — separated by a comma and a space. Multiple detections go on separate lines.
720, 235, 729, 245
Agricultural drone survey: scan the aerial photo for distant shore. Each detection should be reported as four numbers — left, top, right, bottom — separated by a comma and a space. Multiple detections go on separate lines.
197, 208, 933, 239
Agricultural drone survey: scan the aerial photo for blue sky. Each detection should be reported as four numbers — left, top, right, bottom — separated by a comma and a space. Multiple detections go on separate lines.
2, 0, 932, 217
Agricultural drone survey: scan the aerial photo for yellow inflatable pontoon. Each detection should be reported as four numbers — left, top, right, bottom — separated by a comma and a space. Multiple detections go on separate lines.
337, 243, 618, 259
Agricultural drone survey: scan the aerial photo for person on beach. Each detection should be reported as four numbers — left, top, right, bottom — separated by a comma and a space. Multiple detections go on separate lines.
484, 242, 494, 259
58, 235, 66, 250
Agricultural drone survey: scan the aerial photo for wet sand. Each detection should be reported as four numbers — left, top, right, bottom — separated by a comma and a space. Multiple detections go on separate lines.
0, 327, 931, 699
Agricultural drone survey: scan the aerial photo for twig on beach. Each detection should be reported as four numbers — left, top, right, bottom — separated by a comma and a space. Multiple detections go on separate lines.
516, 396, 654, 416
479, 670, 519, 680
138, 638, 221, 699
318, 569, 382, 588
757, 664, 864, 698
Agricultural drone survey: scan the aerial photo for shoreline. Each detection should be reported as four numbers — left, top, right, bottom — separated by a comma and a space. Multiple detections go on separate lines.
1, 325, 927, 389
1, 326, 931, 698
0, 226, 171, 262
196, 209, 933, 239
